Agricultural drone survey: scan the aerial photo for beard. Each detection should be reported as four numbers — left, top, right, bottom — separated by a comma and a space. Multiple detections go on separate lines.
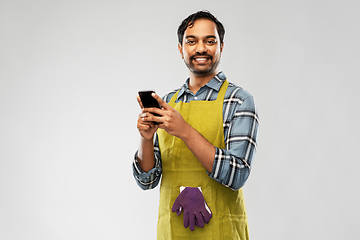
184, 53, 221, 76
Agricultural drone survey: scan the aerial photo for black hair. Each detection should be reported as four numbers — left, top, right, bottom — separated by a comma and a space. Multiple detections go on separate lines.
177, 10, 225, 45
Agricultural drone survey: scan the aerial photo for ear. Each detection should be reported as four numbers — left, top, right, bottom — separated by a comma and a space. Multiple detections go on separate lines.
220, 42, 224, 53
178, 43, 184, 59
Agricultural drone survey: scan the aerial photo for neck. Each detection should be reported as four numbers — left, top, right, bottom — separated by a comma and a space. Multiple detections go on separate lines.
188, 71, 218, 94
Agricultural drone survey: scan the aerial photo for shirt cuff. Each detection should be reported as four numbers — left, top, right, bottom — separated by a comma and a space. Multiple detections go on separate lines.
132, 151, 161, 190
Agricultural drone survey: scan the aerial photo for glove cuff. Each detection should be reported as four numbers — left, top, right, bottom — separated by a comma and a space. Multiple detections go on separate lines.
179, 186, 202, 193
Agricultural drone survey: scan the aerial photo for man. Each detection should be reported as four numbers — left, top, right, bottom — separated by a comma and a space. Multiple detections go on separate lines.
133, 10, 259, 239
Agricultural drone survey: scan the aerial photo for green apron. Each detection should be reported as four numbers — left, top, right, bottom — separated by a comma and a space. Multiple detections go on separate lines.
157, 80, 249, 239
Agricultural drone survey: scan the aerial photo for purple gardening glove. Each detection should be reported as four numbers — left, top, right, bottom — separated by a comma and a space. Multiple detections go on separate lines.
171, 187, 212, 231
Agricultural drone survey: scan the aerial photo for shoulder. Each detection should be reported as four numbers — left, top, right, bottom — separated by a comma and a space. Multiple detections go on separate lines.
162, 88, 180, 103
223, 81, 259, 124
225, 81, 255, 106
217, 72, 253, 101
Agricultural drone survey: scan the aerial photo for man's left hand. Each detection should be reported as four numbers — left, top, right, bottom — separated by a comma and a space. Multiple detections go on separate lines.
142, 93, 190, 139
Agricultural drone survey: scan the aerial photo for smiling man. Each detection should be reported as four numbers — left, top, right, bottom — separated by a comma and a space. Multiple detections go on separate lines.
180, 18, 223, 80
133, 10, 259, 239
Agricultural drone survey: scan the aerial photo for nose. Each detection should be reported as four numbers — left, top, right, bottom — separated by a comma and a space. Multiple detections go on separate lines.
195, 40, 207, 54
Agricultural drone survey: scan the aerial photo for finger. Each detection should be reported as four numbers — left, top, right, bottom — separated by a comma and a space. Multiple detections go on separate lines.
137, 123, 150, 131
138, 115, 156, 128
156, 122, 165, 130
137, 123, 155, 132
141, 113, 161, 126
176, 207, 182, 216
138, 112, 147, 120
136, 95, 144, 109
183, 211, 189, 229
195, 212, 204, 228
144, 107, 163, 116
202, 210, 211, 224
172, 199, 181, 213
138, 115, 159, 131
189, 213, 196, 231
151, 92, 170, 110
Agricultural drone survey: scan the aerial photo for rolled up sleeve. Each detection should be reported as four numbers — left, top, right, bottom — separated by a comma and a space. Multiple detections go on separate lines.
132, 133, 162, 190
209, 96, 259, 190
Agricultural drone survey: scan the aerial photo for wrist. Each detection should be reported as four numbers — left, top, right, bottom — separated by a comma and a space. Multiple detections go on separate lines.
178, 122, 194, 141
141, 135, 153, 143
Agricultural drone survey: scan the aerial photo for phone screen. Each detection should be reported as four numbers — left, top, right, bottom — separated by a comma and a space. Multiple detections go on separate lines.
138, 91, 161, 109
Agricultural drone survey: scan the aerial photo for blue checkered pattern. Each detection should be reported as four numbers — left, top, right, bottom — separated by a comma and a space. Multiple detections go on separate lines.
133, 72, 259, 190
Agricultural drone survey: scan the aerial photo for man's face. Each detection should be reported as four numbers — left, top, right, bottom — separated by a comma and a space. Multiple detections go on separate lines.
179, 19, 223, 77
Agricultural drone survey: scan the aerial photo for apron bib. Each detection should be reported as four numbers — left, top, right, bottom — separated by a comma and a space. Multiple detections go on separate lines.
157, 80, 249, 239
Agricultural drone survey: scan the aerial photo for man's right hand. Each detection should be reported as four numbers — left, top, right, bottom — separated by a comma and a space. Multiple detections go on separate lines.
136, 95, 159, 140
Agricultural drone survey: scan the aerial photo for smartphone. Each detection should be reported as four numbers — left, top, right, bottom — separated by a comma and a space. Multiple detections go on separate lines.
138, 91, 161, 109
138, 90, 161, 124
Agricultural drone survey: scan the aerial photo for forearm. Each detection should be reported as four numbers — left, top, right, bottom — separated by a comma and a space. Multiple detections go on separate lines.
137, 136, 156, 172
209, 96, 259, 190
209, 148, 252, 190
181, 125, 255, 190
180, 124, 216, 173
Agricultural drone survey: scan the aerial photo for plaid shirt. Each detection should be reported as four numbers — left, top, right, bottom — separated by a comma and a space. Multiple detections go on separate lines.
133, 72, 259, 191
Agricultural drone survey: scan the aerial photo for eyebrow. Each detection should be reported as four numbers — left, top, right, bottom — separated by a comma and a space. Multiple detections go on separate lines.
185, 35, 217, 39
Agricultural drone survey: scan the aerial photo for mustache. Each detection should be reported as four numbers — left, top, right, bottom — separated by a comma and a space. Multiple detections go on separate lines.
190, 53, 212, 61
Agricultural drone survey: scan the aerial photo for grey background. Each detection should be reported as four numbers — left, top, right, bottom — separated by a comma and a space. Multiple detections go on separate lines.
1, 0, 359, 239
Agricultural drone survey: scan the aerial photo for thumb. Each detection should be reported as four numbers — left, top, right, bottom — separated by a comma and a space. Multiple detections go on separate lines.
172, 198, 182, 213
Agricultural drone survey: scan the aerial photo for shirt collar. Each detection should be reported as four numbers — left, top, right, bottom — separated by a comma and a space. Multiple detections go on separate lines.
177, 71, 227, 100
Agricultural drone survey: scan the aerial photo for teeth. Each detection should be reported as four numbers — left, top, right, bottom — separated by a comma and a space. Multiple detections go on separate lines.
195, 58, 207, 61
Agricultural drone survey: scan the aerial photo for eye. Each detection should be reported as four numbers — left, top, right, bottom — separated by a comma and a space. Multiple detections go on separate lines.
186, 39, 196, 45
207, 39, 217, 45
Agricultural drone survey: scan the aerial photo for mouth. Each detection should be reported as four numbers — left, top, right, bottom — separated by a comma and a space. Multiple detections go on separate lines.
191, 55, 212, 64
